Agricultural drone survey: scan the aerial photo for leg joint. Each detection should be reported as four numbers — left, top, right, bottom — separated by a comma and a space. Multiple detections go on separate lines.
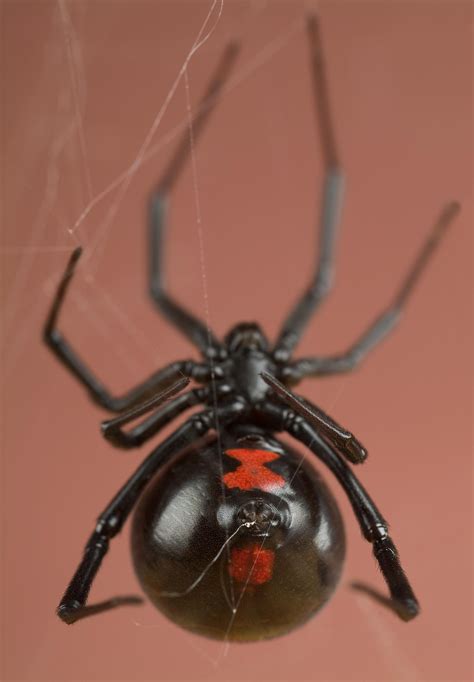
94, 514, 122, 540
189, 412, 212, 434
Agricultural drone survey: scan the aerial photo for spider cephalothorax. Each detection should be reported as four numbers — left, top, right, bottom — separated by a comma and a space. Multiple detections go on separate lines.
220, 323, 275, 403
44, 14, 458, 637
224, 322, 270, 354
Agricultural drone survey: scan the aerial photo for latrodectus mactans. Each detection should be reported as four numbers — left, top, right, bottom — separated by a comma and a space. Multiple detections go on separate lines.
44, 16, 459, 640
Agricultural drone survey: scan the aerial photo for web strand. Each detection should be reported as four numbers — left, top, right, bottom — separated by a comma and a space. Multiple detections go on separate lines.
78, 0, 224, 275
182, 59, 237, 613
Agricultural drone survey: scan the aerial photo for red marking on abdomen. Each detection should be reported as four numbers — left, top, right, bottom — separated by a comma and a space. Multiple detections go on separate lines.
228, 544, 275, 585
223, 449, 285, 491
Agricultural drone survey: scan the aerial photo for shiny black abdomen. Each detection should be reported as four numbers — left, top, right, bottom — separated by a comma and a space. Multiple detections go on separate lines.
131, 429, 345, 641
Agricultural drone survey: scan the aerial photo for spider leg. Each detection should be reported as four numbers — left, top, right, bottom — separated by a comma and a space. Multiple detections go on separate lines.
43, 248, 212, 412
259, 401, 419, 621
260, 371, 367, 463
101, 383, 210, 449
285, 201, 460, 381
57, 400, 245, 624
149, 42, 240, 359
273, 15, 344, 361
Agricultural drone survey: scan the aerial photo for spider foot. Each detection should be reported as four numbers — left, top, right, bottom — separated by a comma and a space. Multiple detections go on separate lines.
351, 581, 419, 621
372, 536, 420, 621
57, 595, 143, 624
57, 600, 82, 624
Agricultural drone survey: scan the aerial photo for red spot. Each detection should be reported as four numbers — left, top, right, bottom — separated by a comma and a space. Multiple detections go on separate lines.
228, 544, 275, 585
223, 449, 285, 491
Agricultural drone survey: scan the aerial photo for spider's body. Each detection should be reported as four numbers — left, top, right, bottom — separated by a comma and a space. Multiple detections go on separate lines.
44, 16, 459, 636
132, 431, 345, 641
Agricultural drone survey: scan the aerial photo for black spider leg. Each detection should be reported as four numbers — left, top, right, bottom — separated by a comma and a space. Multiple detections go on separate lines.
57, 400, 245, 624
284, 201, 461, 382
102, 381, 232, 449
273, 15, 344, 361
43, 248, 214, 412
100, 377, 198, 449
150, 42, 240, 360
260, 401, 419, 621
260, 371, 367, 464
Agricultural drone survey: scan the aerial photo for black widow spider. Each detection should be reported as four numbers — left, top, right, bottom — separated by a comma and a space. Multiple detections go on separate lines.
44, 16, 459, 640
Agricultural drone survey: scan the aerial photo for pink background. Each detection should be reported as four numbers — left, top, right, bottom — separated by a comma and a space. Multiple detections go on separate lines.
2, 1, 472, 680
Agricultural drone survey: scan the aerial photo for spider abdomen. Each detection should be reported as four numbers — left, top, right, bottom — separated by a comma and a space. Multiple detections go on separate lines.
131, 431, 345, 641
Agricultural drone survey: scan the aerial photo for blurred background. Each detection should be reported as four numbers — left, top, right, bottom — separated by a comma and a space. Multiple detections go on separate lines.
2, 1, 472, 680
